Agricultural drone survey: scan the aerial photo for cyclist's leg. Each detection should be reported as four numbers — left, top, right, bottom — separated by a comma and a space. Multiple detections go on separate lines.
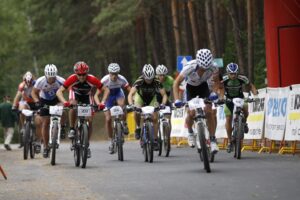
224, 103, 234, 141
242, 103, 249, 133
134, 93, 143, 139
116, 90, 128, 134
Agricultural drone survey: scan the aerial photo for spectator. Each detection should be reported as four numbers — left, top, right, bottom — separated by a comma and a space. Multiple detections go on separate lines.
0, 95, 17, 150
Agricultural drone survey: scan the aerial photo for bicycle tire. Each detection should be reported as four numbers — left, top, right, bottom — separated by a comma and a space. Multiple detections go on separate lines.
116, 122, 124, 161
142, 125, 148, 162
197, 122, 211, 173
81, 124, 89, 168
73, 131, 80, 167
23, 122, 31, 160
147, 122, 154, 163
162, 122, 171, 157
235, 116, 244, 159
50, 121, 59, 165
157, 122, 162, 156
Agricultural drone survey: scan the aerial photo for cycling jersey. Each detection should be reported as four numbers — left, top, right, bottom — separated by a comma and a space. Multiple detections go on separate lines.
18, 80, 36, 103
222, 74, 250, 116
101, 74, 129, 108
34, 76, 65, 100
63, 74, 103, 96
180, 59, 218, 86
222, 74, 249, 99
156, 75, 174, 103
133, 76, 163, 106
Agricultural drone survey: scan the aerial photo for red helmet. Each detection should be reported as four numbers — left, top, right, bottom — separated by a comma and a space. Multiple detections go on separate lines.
73, 61, 89, 74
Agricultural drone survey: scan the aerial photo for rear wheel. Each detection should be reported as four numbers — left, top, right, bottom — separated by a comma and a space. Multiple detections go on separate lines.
81, 124, 89, 168
50, 122, 58, 165
23, 122, 31, 160
157, 123, 162, 156
116, 122, 124, 161
197, 123, 211, 173
146, 122, 154, 163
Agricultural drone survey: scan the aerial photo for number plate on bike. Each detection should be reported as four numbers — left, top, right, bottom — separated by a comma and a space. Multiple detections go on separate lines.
22, 109, 34, 117
141, 106, 155, 114
160, 106, 171, 114
110, 106, 124, 116
78, 106, 92, 117
188, 98, 205, 110
233, 98, 244, 107
49, 105, 63, 116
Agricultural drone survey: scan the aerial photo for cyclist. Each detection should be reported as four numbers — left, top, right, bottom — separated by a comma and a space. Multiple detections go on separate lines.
31, 64, 65, 158
56, 61, 109, 158
95, 63, 131, 154
219, 63, 258, 152
127, 64, 168, 150
173, 48, 220, 153
12, 71, 39, 149
155, 64, 174, 136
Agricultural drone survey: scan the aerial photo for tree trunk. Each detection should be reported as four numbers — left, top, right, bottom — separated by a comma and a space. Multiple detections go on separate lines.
226, 0, 246, 75
212, 0, 221, 57
158, 0, 172, 69
135, 16, 147, 71
187, 0, 199, 54
205, 0, 217, 56
145, 15, 159, 66
247, 0, 254, 82
171, 0, 181, 56
179, 1, 189, 54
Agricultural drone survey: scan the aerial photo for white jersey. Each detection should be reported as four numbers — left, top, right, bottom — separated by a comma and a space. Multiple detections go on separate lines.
34, 76, 65, 100
101, 74, 129, 90
180, 59, 218, 87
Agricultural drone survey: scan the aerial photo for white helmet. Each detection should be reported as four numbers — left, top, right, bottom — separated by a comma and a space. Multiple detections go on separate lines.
23, 71, 33, 82
108, 63, 120, 73
44, 64, 57, 78
156, 64, 168, 75
142, 64, 155, 80
196, 48, 213, 69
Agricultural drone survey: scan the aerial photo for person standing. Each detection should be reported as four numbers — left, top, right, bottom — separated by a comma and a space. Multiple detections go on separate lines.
0, 95, 17, 151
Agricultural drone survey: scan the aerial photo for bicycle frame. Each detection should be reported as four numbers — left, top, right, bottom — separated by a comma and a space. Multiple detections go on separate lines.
21, 109, 37, 160
158, 106, 172, 157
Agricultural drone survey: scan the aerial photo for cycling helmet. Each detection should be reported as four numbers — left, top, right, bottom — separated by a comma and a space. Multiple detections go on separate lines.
23, 71, 33, 84
142, 64, 155, 80
74, 61, 89, 74
108, 63, 120, 73
44, 64, 57, 78
156, 64, 168, 75
226, 63, 239, 73
196, 48, 213, 69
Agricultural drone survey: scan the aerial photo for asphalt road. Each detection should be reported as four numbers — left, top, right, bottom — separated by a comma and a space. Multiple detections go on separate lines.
1, 141, 300, 200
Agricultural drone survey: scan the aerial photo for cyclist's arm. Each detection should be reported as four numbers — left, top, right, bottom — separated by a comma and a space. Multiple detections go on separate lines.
173, 74, 185, 100
101, 86, 110, 104
31, 87, 40, 103
12, 91, 22, 107
250, 83, 258, 96
128, 86, 137, 105
56, 86, 67, 104
94, 88, 101, 105
159, 88, 168, 105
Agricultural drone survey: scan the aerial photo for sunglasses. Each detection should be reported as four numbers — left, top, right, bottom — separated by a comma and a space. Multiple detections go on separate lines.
77, 73, 87, 77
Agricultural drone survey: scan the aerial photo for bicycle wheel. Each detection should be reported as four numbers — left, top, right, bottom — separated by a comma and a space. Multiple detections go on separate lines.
197, 122, 211, 173
50, 121, 59, 165
162, 122, 171, 157
73, 130, 80, 167
157, 122, 162, 156
81, 124, 89, 168
23, 122, 31, 160
116, 122, 124, 161
146, 122, 154, 163
235, 116, 244, 159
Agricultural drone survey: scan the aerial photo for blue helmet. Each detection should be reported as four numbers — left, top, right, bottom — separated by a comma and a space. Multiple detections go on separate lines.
226, 63, 239, 73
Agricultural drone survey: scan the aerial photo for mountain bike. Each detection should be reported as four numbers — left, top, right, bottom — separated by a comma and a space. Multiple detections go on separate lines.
109, 105, 127, 161
183, 97, 216, 173
70, 104, 96, 168
21, 109, 39, 160
135, 106, 160, 163
158, 106, 172, 157
48, 105, 65, 165
227, 97, 255, 159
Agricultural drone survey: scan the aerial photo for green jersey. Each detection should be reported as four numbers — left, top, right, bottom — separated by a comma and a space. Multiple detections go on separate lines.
222, 74, 249, 98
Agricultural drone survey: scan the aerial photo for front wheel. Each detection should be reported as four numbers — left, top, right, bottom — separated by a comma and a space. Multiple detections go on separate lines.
235, 116, 244, 159
50, 122, 59, 165
162, 122, 171, 157
197, 123, 211, 173
81, 124, 89, 168
23, 122, 31, 160
116, 122, 124, 161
